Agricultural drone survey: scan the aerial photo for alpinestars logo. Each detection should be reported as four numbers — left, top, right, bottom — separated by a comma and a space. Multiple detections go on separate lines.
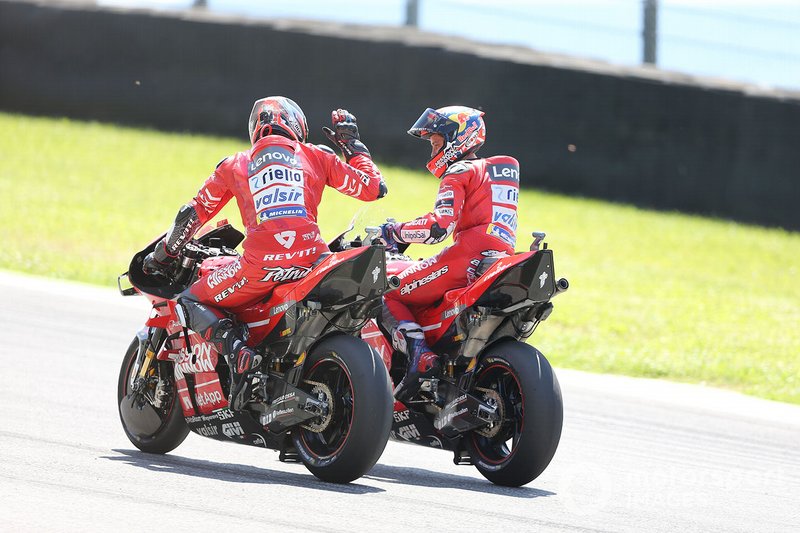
274, 230, 296, 249
539, 271, 548, 288
400, 266, 449, 295
261, 265, 312, 282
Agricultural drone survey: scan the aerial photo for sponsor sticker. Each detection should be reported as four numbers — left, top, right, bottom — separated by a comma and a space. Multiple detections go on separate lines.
249, 166, 303, 193
174, 343, 216, 380
404, 218, 428, 227
491, 184, 519, 205
253, 186, 304, 211
434, 198, 454, 209
488, 163, 520, 182
196, 389, 224, 407
441, 304, 464, 320
222, 422, 244, 438
270, 300, 296, 316
487, 224, 516, 247
400, 229, 429, 242
396, 424, 421, 440
398, 256, 439, 279
248, 146, 300, 175
257, 206, 307, 222
207, 260, 242, 289
274, 230, 296, 249
491, 205, 518, 231
262, 246, 317, 262
213, 277, 248, 303
393, 409, 411, 422
261, 266, 311, 283
400, 266, 449, 295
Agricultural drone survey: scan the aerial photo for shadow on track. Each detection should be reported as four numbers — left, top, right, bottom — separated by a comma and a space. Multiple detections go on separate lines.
104, 449, 384, 494
365, 463, 555, 498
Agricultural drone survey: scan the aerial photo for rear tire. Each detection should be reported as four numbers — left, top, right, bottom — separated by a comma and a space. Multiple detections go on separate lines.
292, 335, 393, 483
117, 338, 189, 454
466, 340, 563, 487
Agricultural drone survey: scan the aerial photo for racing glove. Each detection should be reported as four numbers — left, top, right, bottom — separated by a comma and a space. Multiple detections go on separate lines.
142, 240, 178, 277
376, 222, 402, 253
322, 109, 370, 161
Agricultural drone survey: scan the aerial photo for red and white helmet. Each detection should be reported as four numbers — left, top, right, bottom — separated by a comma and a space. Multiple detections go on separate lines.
408, 106, 486, 178
248, 96, 308, 144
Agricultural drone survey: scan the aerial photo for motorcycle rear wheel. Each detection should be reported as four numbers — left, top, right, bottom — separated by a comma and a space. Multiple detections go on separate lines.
117, 337, 189, 454
292, 335, 393, 483
466, 340, 563, 487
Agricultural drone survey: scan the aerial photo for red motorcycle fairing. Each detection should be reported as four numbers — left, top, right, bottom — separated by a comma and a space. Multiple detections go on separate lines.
361, 318, 393, 369
140, 245, 379, 419
154, 331, 227, 416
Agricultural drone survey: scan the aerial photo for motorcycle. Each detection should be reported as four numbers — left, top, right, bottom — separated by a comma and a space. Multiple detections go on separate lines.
116, 220, 395, 483
360, 229, 568, 487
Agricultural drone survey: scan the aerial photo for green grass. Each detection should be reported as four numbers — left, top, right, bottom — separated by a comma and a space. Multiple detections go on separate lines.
1, 112, 798, 404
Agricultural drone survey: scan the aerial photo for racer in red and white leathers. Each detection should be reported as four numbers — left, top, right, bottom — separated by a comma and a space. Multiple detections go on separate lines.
378, 106, 520, 402
142, 96, 387, 408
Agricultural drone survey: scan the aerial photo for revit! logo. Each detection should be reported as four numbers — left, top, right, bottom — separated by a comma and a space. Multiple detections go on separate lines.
275, 230, 296, 249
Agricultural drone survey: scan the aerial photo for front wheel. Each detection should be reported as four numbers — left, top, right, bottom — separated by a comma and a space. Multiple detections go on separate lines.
466, 340, 563, 487
292, 335, 393, 483
117, 337, 189, 454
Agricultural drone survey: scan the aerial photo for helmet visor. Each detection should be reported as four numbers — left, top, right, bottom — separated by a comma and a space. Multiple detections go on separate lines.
248, 100, 261, 142
408, 108, 459, 142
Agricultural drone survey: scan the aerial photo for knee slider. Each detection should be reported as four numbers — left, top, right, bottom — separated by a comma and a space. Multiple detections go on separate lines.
392, 321, 424, 353
176, 297, 225, 334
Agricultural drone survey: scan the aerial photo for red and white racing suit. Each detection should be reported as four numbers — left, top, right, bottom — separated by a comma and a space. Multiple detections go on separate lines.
384, 155, 520, 324
181, 135, 385, 308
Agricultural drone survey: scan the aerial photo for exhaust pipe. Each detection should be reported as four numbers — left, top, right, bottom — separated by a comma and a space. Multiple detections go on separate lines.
556, 277, 569, 293
387, 275, 401, 289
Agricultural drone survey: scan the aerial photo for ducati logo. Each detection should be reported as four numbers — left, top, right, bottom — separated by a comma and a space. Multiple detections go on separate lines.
274, 230, 296, 249
539, 271, 548, 288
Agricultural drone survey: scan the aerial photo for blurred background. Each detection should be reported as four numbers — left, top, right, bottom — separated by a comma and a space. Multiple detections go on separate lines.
1, 0, 798, 402
100, 0, 800, 90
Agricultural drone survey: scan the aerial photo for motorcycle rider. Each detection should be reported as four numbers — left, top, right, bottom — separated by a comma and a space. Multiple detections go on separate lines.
378, 106, 520, 402
143, 96, 387, 410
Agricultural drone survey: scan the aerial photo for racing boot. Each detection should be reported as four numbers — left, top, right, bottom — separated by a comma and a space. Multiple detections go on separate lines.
226, 339, 261, 411
391, 322, 440, 403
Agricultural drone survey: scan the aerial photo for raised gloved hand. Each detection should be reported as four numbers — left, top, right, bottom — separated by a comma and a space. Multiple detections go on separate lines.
322, 109, 370, 161
376, 222, 401, 253
142, 240, 177, 277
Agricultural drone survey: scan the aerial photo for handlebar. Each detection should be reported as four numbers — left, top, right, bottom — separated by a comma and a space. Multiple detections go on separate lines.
363, 226, 381, 246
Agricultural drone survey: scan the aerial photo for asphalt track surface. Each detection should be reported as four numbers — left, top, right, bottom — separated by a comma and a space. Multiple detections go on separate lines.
1, 271, 798, 532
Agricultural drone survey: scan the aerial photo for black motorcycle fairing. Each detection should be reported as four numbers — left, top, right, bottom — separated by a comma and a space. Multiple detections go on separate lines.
307, 245, 390, 311
252, 246, 392, 373
127, 224, 245, 299
183, 408, 286, 449
474, 249, 556, 311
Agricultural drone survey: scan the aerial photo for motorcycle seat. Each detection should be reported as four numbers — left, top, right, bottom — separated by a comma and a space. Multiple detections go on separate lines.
312, 252, 332, 267
475, 257, 501, 278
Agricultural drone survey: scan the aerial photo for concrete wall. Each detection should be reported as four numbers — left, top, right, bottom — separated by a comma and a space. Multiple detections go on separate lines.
2, 0, 799, 229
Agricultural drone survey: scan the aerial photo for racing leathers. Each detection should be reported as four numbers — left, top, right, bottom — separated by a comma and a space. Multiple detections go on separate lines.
149, 134, 386, 408
380, 155, 520, 401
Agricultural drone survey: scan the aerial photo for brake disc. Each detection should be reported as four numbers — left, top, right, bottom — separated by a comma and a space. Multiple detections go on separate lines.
300, 379, 333, 433
474, 386, 505, 438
